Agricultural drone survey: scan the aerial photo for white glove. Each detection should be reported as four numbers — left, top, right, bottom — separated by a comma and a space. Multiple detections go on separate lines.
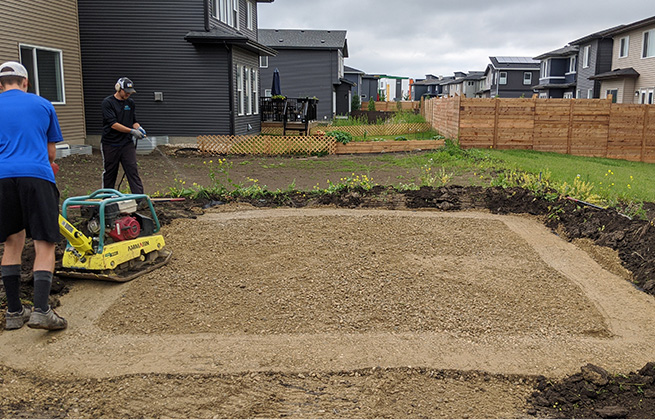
130, 129, 145, 140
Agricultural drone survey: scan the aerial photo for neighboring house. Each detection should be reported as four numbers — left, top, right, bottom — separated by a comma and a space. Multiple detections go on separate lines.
78, 0, 276, 144
373, 74, 411, 101
569, 26, 621, 99
360, 73, 380, 102
533, 45, 579, 98
483, 57, 540, 98
0, 0, 86, 145
589, 15, 655, 104
258, 29, 349, 120
344, 65, 364, 98
411, 74, 445, 99
446, 71, 485, 98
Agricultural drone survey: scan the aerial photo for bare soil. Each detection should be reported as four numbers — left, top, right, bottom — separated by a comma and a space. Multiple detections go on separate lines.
1, 148, 655, 418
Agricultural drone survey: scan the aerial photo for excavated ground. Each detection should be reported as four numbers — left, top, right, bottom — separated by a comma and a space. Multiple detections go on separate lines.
1, 151, 655, 418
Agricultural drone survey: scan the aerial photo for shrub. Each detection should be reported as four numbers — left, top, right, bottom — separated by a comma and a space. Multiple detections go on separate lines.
326, 130, 352, 145
367, 99, 376, 111
351, 93, 361, 111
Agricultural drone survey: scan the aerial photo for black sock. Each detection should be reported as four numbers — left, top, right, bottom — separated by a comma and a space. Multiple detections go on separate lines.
33, 271, 53, 313
1, 265, 22, 313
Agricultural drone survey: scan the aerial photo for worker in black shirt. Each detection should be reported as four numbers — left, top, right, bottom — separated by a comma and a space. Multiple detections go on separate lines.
101, 77, 146, 194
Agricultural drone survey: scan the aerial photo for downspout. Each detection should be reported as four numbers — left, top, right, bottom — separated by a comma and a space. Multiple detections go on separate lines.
226, 42, 234, 135
204, 0, 210, 31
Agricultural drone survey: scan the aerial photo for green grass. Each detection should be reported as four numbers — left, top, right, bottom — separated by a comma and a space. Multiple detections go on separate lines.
482, 149, 655, 203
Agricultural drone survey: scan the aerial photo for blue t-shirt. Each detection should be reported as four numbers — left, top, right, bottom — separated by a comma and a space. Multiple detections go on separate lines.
0, 89, 64, 183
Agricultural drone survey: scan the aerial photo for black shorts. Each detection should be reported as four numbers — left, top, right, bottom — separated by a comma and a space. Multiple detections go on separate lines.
0, 177, 61, 243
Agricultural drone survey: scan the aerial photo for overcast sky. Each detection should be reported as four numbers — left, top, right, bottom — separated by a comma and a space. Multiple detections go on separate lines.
258, 0, 654, 79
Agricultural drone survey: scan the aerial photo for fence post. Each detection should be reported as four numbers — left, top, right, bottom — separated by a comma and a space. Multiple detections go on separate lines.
567, 100, 574, 155
642, 106, 649, 162
492, 97, 499, 149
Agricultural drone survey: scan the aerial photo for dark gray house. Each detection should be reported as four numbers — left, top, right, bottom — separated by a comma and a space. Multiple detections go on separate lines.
360, 73, 380, 102
78, 0, 276, 144
569, 26, 623, 100
533, 45, 579, 98
482, 57, 540, 98
258, 29, 350, 120
344, 65, 364, 97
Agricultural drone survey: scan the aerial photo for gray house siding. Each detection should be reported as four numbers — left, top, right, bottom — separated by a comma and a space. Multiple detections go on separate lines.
576, 41, 600, 98
233, 46, 261, 134
260, 49, 335, 120
493, 70, 539, 97
78, 0, 263, 141
361, 77, 378, 102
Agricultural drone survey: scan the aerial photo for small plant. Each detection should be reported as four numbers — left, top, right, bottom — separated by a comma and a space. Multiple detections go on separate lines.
367, 99, 376, 111
394, 136, 408, 141
351, 93, 361, 111
326, 130, 352, 145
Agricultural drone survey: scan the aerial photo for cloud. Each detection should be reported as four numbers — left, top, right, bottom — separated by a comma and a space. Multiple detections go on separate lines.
258, 0, 654, 78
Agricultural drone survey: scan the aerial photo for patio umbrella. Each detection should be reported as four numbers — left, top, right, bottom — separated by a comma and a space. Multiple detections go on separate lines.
271, 68, 282, 96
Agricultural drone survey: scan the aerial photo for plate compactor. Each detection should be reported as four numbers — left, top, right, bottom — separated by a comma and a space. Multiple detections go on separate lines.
56, 189, 172, 282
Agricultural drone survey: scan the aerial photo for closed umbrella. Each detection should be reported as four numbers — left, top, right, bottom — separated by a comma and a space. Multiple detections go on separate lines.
271, 68, 282, 96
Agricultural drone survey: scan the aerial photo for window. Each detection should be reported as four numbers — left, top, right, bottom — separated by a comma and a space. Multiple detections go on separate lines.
213, 0, 238, 28
19, 45, 65, 103
252, 69, 258, 115
568, 56, 577, 73
619, 36, 630, 58
237, 66, 244, 115
523, 72, 532, 85
499, 72, 507, 85
576, 89, 581, 99
563, 92, 573, 99
606, 89, 618, 103
259, 56, 268, 68
583, 45, 591, 68
588, 88, 594, 99
540, 60, 547, 78
247, 1, 254, 30
643, 30, 655, 58
264, 88, 271, 97
245, 67, 252, 115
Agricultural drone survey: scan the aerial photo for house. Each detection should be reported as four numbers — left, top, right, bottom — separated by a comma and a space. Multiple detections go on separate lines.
344, 66, 365, 99
411, 74, 446, 100
589, 16, 655, 104
372, 74, 411, 101
569, 26, 621, 99
258, 29, 350, 120
445, 71, 485, 98
533, 45, 579, 98
482, 57, 541, 98
77, 0, 276, 145
0, 0, 86, 145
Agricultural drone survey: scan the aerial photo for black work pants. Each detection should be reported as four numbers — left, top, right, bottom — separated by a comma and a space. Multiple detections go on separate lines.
101, 142, 144, 194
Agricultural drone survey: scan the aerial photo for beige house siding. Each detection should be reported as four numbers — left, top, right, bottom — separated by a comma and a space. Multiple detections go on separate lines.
600, 79, 636, 103
0, 0, 86, 145
607, 24, 655, 104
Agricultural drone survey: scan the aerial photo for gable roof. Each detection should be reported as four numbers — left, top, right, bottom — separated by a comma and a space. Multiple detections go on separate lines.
534, 45, 579, 60
489, 56, 540, 70
602, 15, 655, 37
258, 29, 348, 57
186, 25, 277, 56
569, 25, 625, 45
345, 65, 365, 75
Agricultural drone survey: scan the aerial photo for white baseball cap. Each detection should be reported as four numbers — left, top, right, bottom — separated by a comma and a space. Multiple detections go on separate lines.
0, 61, 28, 78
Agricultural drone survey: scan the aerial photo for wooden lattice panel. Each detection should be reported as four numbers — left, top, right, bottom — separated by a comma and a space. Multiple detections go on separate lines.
313, 123, 431, 137
198, 135, 336, 156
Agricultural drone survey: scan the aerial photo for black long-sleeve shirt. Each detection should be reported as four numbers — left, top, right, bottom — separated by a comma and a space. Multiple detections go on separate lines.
101, 95, 139, 146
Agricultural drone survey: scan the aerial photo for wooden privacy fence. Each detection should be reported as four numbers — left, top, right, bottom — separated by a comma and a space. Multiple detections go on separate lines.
312, 122, 432, 137
361, 101, 420, 112
424, 96, 655, 163
198, 135, 336, 155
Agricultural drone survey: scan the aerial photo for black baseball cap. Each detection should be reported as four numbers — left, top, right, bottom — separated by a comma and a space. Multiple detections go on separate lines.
117, 77, 136, 93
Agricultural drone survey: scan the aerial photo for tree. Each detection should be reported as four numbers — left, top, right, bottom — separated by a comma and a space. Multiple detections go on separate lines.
351, 93, 361, 111
367, 98, 376, 111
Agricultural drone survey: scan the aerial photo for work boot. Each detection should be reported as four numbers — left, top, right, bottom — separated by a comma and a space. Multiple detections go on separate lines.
5, 306, 32, 330
27, 308, 68, 331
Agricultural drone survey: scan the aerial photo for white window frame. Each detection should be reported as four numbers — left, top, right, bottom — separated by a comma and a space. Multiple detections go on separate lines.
237, 65, 244, 116
643, 29, 655, 58
233, 0, 239, 30
247, 0, 254, 30
252, 69, 258, 115
567, 56, 577, 74
588, 88, 594, 99
499, 71, 507, 85
619, 36, 630, 58
540, 60, 548, 78
19, 44, 66, 104
576, 89, 581, 99
563, 92, 573, 99
523, 72, 532, 85
245, 67, 252, 115
583, 45, 591, 68
259, 56, 268, 68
